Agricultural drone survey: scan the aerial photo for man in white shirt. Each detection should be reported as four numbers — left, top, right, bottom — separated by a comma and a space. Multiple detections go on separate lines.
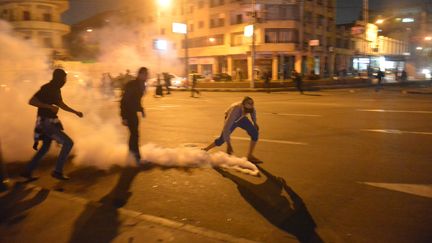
203, 96, 262, 163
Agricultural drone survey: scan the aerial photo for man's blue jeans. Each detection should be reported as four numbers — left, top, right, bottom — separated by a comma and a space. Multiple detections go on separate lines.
27, 121, 73, 173
214, 117, 259, 146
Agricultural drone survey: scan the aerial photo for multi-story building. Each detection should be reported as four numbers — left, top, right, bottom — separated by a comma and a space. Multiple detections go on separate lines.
0, 0, 70, 57
120, 0, 337, 81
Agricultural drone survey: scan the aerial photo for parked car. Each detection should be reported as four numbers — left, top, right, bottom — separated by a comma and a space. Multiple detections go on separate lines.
213, 73, 232, 81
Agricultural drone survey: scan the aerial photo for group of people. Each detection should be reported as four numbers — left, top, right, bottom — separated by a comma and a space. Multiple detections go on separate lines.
261, 70, 304, 94
20, 67, 261, 181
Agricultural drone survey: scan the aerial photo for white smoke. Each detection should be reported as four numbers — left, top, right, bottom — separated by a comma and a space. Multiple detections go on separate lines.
0, 20, 259, 176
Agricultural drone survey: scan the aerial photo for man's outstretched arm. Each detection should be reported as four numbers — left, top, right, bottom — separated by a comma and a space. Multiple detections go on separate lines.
58, 100, 83, 117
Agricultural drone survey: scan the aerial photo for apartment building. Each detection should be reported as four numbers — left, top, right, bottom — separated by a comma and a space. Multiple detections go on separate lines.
0, 0, 70, 57
128, 0, 337, 81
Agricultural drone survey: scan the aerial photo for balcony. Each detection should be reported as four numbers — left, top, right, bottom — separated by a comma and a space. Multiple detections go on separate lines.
12, 21, 70, 33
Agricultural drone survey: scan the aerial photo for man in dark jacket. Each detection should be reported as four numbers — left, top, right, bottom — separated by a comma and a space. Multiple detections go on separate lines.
120, 67, 148, 164
22, 69, 83, 181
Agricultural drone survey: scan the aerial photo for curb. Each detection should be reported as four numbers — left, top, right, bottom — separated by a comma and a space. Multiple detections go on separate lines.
5, 182, 258, 243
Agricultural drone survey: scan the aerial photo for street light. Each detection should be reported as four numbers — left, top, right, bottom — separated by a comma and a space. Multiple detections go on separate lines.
375, 19, 384, 24
157, 0, 171, 8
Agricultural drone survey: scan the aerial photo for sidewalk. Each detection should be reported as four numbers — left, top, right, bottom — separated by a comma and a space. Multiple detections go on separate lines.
173, 79, 431, 92
0, 181, 257, 243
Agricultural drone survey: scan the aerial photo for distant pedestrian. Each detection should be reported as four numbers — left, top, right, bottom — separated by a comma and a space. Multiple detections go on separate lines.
202, 96, 262, 164
190, 73, 200, 97
163, 72, 171, 95
401, 70, 407, 82
292, 70, 304, 94
262, 70, 271, 93
154, 74, 164, 97
21, 69, 84, 181
120, 67, 148, 165
375, 69, 385, 92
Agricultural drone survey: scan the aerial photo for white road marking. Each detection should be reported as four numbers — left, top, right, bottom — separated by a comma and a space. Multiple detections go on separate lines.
362, 129, 432, 135
263, 112, 322, 117
359, 182, 432, 199
358, 109, 432, 114
230, 136, 308, 145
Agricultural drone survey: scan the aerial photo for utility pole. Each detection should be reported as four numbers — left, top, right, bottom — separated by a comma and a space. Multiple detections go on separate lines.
183, 0, 189, 84
250, 0, 257, 88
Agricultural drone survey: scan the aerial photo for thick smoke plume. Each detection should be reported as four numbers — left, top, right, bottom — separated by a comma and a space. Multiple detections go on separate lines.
0, 20, 258, 176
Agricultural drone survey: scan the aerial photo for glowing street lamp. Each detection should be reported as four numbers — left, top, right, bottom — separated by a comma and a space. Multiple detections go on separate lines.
425, 36, 432, 41
157, 0, 171, 8
375, 19, 384, 24
154, 39, 168, 51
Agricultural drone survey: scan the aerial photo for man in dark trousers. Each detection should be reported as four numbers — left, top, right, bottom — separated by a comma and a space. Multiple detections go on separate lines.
163, 72, 171, 95
21, 69, 83, 181
292, 70, 304, 94
375, 69, 385, 92
120, 67, 148, 165
190, 73, 200, 97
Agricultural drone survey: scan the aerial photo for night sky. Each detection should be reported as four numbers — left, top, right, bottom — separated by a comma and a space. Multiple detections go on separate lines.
62, 0, 429, 25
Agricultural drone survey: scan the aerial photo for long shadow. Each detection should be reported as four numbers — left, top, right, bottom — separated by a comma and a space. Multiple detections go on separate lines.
69, 163, 154, 243
0, 183, 49, 225
215, 166, 323, 243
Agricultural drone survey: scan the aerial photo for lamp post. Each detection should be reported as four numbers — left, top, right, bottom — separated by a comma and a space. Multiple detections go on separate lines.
251, 0, 256, 88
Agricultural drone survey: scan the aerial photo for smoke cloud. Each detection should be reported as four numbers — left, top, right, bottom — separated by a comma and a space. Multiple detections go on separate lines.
0, 20, 258, 176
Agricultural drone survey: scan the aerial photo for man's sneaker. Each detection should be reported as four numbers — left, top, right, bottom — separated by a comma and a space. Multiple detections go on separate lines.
51, 171, 70, 180
20, 171, 39, 181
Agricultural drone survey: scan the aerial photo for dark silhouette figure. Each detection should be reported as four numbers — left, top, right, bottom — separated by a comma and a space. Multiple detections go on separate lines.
401, 70, 407, 82
163, 72, 171, 95
375, 70, 385, 92
262, 70, 272, 93
292, 70, 304, 94
0, 140, 8, 192
21, 69, 84, 181
190, 73, 200, 97
69, 165, 152, 243
215, 166, 323, 243
120, 67, 148, 165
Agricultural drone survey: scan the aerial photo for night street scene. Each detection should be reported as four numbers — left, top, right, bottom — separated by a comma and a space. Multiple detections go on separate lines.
1, 0, 431, 242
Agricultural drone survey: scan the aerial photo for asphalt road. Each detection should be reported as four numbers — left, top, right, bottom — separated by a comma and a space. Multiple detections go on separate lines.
9, 86, 432, 242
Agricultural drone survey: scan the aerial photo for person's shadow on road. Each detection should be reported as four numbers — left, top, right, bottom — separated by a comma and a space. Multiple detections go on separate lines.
0, 183, 49, 225
69, 163, 154, 243
214, 166, 323, 243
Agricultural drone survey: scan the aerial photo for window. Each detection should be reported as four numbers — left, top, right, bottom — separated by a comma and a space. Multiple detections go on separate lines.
43, 13, 51, 22
231, 32, 245, 46
198, 1, 205, 8
43, 37, 53, 48
184, 34, 224, 48
210, 0, 224, 7
265, 5, 299, 20
199, 20, 204, 28
265, 28, 298, 43
231, 14, 243, 24
23, 11, 31, 20
210, 14, 225, 28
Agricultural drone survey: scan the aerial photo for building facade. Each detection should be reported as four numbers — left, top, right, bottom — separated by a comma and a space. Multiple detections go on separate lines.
122, 0, 337, 81
0, 0, 70, 57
